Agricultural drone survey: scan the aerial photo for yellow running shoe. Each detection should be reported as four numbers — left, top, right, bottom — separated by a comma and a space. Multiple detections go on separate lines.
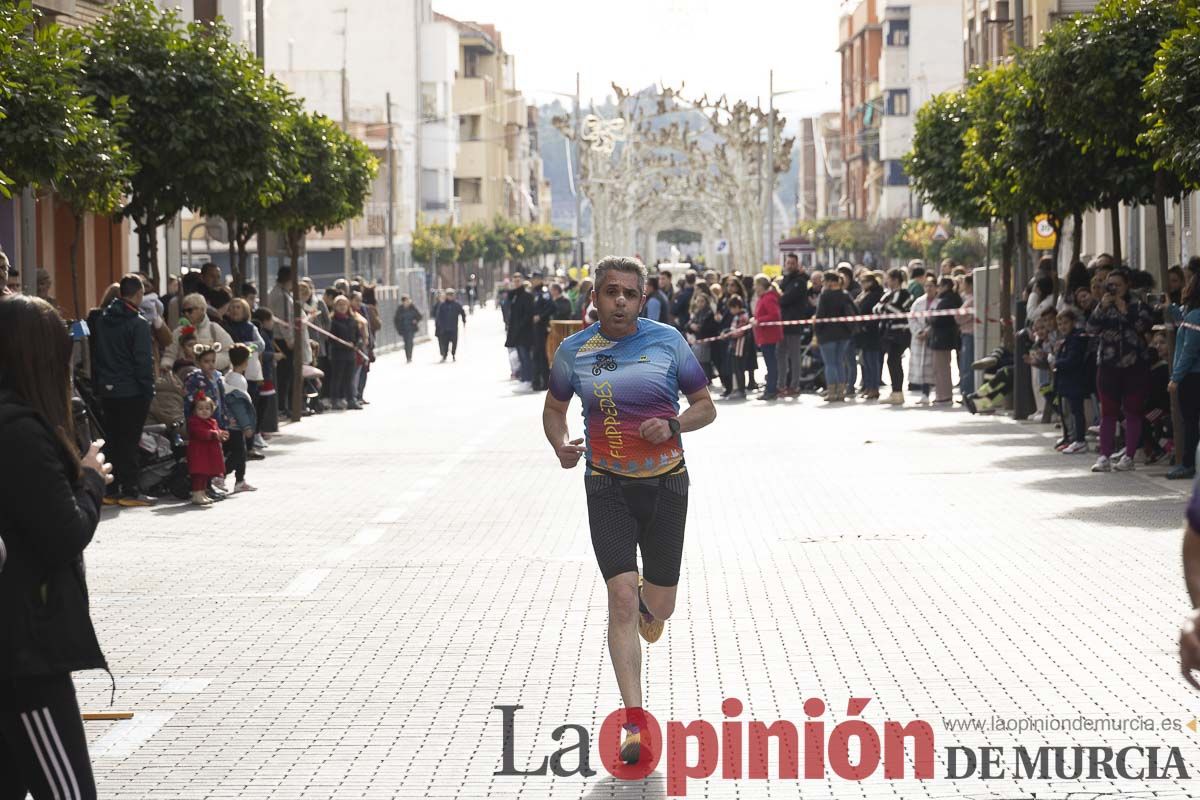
637, 576, 665, 643
620, 731, 641, 764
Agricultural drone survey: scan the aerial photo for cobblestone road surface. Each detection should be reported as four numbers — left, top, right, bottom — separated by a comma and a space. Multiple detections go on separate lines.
79, 307, 1198, 799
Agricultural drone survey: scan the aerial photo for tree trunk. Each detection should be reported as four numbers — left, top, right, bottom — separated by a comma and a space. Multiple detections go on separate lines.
136, 218, 152, 276
1000, 216, 1014, 351
1155, 170, 1185, 464
288, 229, 304, 423
1109, 201, 1123, 266
1050, 215, 1063, 272
1071, 210, 1083, 265
69, 212, 82, 319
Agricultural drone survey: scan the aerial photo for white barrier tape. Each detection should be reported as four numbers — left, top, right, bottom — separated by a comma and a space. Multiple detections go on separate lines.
300, 318, 371, 361
691, 307, 996, 345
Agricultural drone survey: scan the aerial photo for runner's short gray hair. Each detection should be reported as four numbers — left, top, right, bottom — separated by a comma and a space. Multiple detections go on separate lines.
593, 256, 647, 295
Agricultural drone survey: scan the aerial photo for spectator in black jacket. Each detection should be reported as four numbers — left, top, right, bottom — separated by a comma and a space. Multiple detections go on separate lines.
671, 272, 696, 330
930, 277, 963, 405
0, 295, 112, 800
854, 272, 886, 400
813, 271, 860, 402
506, 280, 536, 392
530, 276, 556, 390
876, 268, 913, 405
393, 295, 423, 364
776, 255, 812, 396
93, 275, 156, 506
435, 288, 467, 363
550, 282, 573, 321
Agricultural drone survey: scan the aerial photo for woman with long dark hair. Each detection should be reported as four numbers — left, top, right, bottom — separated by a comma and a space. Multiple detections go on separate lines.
1087, 268, 1154, 472
0, 295, 112, 800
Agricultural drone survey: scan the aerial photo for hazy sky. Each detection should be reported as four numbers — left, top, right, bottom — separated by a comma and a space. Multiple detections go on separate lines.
433, 0, 844, 124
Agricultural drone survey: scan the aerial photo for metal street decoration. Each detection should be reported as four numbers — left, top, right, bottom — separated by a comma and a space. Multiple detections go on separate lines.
555, 83, 792, 267
580, 114, 626, 155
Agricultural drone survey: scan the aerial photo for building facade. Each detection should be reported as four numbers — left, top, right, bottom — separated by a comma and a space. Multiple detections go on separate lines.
839, 0, 882, 221
878, 0, 963, 220
439, 14, 535, 226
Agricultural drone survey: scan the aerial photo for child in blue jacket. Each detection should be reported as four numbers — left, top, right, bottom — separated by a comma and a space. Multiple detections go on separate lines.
1053, 309, 1089, 454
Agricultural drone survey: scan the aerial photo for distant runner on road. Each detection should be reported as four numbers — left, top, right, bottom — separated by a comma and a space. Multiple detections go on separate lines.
541, 256, 716, 766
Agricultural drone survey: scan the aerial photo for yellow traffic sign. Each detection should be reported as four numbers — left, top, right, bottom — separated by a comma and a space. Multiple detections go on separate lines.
1032, 214, 1057, 250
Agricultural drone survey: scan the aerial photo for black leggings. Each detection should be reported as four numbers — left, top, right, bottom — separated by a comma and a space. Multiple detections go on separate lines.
224, 431, 247, 482
1180, 373, 1200, 468
885, 336, 909, 391
437, 333, 459, 358
584, 468, 689, 587
0, 674, 96, 800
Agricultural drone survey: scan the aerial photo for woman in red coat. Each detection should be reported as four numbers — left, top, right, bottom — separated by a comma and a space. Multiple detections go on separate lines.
186, 393, 228, 507
753, 274, 784, 401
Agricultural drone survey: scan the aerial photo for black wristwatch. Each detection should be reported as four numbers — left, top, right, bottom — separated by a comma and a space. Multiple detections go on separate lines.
667, 418, 681, 436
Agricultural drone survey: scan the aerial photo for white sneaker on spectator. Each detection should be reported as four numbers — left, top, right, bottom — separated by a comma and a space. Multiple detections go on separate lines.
212, 477, 228, 493
1091, 455, 1112, 473
1063, 441, 1088, 454
253, 434, 268, 449
918, 393, 930, 406
234, 481, 258, 493
512, 382, 534, 394
1113, 454, 1135, 471
1087, 425, 1100, 436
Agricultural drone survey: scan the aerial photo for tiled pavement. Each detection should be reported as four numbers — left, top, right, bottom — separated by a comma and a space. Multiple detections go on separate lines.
79, 307, 1199, 799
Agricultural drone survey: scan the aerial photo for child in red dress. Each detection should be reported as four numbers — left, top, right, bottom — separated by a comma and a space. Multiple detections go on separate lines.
187, 394, 228, 507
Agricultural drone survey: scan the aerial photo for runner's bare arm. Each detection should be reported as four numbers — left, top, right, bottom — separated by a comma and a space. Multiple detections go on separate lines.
1180, 527, 1200, 689
543, 391, 586, 469
1185, 527, 1200, 608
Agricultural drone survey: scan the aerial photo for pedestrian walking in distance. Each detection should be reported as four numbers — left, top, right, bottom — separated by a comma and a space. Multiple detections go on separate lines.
435, 288, 467, 362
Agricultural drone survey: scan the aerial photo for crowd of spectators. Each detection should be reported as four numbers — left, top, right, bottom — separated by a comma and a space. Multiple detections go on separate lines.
6, 261, 384, 508
486, 250, 1200, 478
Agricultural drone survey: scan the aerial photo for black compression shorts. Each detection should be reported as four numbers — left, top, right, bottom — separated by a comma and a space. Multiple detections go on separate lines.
584, 467, 689, 587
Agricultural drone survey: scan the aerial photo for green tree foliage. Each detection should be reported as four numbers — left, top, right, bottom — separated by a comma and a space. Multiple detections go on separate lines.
0, 3, 121, 197
904, 90, 987, 229
185, 19, 302, 290
1143, 4, 1200, 187
1032, 0, 1186, 263
413, 217, 572, 266
264, 111, 378, 268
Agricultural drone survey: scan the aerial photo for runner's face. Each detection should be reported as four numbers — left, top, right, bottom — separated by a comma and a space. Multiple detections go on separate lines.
593, 270, 644, 336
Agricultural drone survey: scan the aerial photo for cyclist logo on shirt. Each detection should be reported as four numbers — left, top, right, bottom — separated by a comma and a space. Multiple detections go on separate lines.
591, 354, 617, 376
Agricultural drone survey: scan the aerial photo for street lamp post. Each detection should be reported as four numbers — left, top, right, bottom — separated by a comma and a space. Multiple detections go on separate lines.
766, 71, 807, 266
541, 73, 583, 266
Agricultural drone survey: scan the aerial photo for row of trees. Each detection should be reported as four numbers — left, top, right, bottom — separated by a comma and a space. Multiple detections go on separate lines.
0, 0, 377, 299
905, 0, 1200, 342
412, 218, 573, 271
792, 217, 988, 268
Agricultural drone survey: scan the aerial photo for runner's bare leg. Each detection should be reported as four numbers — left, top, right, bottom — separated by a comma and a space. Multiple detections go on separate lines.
607, 571, 642, 708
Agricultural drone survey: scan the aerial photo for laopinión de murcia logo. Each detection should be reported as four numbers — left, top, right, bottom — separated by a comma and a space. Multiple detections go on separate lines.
492, 699, 1190, 796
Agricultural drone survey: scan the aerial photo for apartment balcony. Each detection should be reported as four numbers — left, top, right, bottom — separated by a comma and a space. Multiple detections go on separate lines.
457, 141, 488, 179
454, 77, 493, 118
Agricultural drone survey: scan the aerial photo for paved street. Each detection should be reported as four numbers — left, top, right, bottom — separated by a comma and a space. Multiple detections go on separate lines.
81, 307, 1197, 799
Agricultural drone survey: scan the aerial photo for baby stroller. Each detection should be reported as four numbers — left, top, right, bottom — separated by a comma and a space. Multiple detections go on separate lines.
792, 328, 826, 393
138, 421, 191, 500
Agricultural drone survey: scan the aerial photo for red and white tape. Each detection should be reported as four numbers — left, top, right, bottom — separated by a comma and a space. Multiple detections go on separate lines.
690, 307, 995, 345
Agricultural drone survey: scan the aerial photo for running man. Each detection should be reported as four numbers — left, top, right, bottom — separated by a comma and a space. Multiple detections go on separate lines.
542, 256, 716, 765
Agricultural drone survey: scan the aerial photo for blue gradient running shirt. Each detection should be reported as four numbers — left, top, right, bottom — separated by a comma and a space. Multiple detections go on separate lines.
549, 318, 709, 478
